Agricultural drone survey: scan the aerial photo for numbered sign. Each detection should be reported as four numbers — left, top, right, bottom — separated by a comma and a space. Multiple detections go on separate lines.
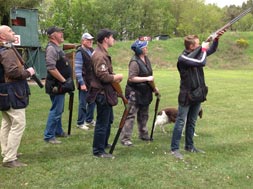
13, 35, 21, 46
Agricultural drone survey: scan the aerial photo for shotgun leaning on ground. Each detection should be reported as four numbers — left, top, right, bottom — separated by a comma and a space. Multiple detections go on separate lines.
109, 81, 130, 154
67, 91, 74, 135
148, 81, 161, 141
62, 43, 77, 135
188, 7, 252, 58
0, 42, 44, 88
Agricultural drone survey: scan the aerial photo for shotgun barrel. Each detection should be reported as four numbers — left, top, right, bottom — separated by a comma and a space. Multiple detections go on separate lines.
188, 7, 252, 58
206, 7, 252, 42
67, 91, 74, 135
109, 81, 130, 154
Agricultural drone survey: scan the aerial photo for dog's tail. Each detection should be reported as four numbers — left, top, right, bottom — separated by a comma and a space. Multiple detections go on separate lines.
198, 107, 203, 118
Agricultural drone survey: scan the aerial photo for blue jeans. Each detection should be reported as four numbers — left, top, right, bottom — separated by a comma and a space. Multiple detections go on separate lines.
77, 90, 96, 125
171, 102, 201, 151
93, 94, 113, 155
44, 94, 65, 141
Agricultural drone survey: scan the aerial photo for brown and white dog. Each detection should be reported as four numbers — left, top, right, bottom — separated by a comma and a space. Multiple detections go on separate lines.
154, 107, 203, 136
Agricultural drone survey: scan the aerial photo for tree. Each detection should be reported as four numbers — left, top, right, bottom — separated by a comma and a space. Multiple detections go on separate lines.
0, 0, 41, 25
37, 0, 253, 43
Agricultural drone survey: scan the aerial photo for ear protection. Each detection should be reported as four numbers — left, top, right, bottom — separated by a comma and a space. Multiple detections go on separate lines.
131, 40, 148, 55
131, 45, 143, 55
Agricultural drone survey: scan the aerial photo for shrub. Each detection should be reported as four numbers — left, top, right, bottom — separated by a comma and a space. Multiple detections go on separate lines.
235, 38, 249, 48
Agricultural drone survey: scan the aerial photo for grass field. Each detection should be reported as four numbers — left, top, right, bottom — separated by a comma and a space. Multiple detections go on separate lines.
0, 69, 253, 189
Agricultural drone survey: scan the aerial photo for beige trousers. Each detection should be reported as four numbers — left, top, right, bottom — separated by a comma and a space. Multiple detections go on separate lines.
0, 108, 26, 163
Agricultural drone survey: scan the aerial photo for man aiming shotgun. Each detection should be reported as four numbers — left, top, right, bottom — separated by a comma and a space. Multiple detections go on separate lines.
169, 8, 252, 160
170, 30, 226, 159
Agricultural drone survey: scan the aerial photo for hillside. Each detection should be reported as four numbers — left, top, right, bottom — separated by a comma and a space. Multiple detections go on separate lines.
110, 32, 253, 70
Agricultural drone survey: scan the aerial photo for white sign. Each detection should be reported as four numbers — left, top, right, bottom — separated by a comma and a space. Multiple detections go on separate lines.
13, 35, 21, 46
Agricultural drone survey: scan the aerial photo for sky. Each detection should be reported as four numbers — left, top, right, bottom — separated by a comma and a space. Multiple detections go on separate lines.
205, 0, 247, 8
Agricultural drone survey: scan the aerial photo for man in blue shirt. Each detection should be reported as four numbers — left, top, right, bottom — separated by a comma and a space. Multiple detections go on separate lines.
75, 33, 96, 130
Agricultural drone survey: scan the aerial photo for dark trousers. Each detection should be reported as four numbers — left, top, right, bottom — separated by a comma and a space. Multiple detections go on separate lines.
93, 94, 113, 155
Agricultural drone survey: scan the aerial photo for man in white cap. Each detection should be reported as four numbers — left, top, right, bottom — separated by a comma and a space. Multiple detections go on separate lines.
75, 32, 96, 130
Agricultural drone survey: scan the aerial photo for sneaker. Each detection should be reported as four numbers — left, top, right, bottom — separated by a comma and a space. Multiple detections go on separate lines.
85, 120, 96, 127
121, 141, 133, 146
94, 153, 115, 159
45, 138, 62, 144
171, 150, 184, 160
185, 147, 205, 153
3, 160, 27, 168
76, 124, 89, 130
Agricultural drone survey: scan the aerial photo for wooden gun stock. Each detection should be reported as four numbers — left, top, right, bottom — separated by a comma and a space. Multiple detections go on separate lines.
111, 81, 128, 106
63, 43, 79, 51
148, 81, 160, 97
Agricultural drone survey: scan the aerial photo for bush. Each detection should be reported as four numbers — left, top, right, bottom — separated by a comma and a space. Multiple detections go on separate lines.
236, 38, 249, 48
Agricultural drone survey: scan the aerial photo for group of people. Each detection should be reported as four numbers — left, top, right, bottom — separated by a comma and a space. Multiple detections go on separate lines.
0, 23, 225, 168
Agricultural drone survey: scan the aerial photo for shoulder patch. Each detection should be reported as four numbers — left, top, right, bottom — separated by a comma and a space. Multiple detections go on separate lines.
99, 64, 107, 71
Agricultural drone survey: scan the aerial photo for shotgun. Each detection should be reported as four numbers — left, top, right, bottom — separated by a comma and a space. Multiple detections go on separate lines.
67, 91, 74, 135
63, 43, 79, 51
0, 42, 44, 88
188, 7, 252, 58
148, 81, 161, 141
109, 81, 130, 154
148, 80, 160, 96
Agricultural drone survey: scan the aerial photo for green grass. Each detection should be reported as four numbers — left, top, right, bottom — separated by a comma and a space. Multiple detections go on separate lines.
1, 69, 253, 189
110, 32, 253, 70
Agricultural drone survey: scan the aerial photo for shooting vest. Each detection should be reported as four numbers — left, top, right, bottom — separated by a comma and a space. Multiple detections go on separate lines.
0, 47, 30, 110
177, 50, 208, 106
45, 42, 74, 94
126, 55, 153, 105
76, 47, 94, 89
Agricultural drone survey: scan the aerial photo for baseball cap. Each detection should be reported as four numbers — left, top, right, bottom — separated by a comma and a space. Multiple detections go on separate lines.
97, 29, 116, 43
131, 40, 148, 55
47, 26, 64, 35
82, 32, 94, 40
133, 40, 148, 49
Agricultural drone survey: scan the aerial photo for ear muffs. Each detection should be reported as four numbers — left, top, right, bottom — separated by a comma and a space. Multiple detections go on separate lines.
131, 46, 142, 55
135, 47, 143, 55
